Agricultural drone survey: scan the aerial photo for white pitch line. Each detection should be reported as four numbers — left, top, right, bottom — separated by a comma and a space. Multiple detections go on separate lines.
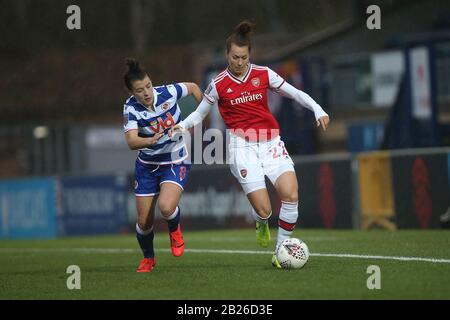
0, 247, 449, 264
310, 253, 450, 264
185, 249, 450, 263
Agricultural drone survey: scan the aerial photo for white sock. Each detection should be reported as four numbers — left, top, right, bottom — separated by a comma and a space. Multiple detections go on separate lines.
251, 209, 271, 224
136, 223, 153, 235
277, 201, 298, 247
163, 206, 179, 221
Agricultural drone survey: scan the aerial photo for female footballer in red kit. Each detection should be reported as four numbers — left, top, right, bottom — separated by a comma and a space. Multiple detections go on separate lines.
170, 21, 330, 267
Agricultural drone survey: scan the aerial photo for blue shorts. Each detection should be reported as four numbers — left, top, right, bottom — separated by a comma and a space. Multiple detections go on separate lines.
134, 159, 191, 196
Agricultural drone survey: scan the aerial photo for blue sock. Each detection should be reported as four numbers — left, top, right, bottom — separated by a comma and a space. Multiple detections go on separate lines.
136, 224, 154, 258
167, 207, 181, 233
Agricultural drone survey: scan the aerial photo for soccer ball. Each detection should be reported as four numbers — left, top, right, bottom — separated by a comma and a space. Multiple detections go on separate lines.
275, 238, 309, 269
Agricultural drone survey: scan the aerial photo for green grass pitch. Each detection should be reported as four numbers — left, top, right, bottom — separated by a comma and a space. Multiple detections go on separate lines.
0, 229, 449, 299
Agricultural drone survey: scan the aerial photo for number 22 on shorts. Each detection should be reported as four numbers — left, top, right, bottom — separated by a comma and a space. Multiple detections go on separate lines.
272, 141, 288, 159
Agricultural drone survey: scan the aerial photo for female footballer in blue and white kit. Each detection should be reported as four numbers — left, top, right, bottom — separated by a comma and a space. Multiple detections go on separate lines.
123, 58, 203, 272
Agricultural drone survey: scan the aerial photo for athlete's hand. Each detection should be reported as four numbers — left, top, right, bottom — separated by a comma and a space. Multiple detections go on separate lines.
148, 131, 164, 146
317, 116, 330, 131
168, 124, 184, 138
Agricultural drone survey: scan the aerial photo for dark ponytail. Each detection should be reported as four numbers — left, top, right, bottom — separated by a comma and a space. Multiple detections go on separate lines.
226, 20, 255, 53
123, 58, 149, 90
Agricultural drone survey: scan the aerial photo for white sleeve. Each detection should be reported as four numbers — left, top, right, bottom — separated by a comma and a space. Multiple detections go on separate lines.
267, 68, 286, 90
123, 105, 138, 132
167, 83, 189, 100
179, 97, 213, 130
277, 81, 329, 121
203, 81, 219, 104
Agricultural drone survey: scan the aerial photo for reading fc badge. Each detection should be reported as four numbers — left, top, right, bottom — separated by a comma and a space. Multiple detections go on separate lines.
162, 102, 170, 111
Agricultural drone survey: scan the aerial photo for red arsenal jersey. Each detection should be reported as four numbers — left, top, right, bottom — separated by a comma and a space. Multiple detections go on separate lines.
204, 64, 285, 141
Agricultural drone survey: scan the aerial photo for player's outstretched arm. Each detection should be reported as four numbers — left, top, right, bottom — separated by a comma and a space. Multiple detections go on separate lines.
278, 81, 330, 131
316, 115, 329, 131
183, 82, 203, 103
125, 130, 164, 150
168, 97, 213, 137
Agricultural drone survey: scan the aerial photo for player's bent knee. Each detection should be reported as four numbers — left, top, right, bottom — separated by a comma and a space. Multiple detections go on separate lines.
254, 207, 272, 219
137, 221, 153, 232
159, 204, 177, 218
281, 193, 299, 203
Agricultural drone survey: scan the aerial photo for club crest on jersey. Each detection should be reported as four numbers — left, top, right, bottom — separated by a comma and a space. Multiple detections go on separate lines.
162, 102, 170, 111
240, 169, 247, 178
149, 112, 175, 133
251, 77, 260, 87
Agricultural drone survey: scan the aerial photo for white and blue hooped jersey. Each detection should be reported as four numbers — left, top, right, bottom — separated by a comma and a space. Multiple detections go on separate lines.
123, 83, 188, 165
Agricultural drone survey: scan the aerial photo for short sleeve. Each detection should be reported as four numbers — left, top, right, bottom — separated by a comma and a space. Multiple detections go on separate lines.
123, 105, 138, 132
268, 68, 286, 91
203, 81, 219, 105
168, 83, 188, 100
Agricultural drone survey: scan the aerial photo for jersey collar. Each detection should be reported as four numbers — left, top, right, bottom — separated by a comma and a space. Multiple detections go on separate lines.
131, 89, 158, 114
226, 63, 252, 84
151, 88, 158, 112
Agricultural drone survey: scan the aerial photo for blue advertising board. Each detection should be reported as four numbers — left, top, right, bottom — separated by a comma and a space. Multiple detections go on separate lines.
347, 122, 385, 153
58, 174, 128, 235
0, 178, 57, 239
